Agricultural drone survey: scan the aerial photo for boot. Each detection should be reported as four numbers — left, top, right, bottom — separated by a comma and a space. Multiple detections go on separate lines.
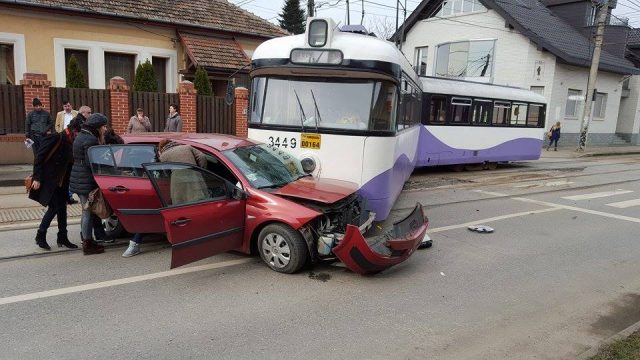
35, 230, 51, 251
82, 238, 104, 255
122, 241, 141, 258
57, 233, 78, 249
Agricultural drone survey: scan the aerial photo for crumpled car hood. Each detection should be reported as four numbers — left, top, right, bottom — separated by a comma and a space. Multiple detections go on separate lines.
273, 177, 359, 204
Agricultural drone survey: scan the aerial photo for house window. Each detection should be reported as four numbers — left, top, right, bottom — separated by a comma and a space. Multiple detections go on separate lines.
435, 0, 486, 17
565, 89, 582, 117
64, 49, 89, 87
594, 92, 607, 119
530, 86, 544, 96
510, 103, 528, 125
414, 46, 428, 76
429, 95, 447, 124
105, 52, 135, 87
0, 44, 15, 85
435, 40, 495, 79
152, 57, 168, 93
492, 101, 511, 125
450, 97, 471, 124
472, 99, 492, 125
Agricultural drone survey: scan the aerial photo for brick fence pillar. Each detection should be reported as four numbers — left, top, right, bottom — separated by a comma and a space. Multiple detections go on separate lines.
20, 73, 51, 115
109, 77, 130, 134
234, 87, 249, 138
178, 81, 197, 133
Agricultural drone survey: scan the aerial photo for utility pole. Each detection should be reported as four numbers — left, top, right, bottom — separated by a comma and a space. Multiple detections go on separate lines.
361, 0, 365, 25
578, 0, 609, 151
346, 0, 350, 25
308, 0, 315, 17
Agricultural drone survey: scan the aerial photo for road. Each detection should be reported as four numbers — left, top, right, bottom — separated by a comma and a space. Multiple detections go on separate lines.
2, 154, 640, 359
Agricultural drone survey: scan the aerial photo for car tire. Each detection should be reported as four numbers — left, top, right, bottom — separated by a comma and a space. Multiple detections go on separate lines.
258, 224, 308, 274
102, 215, 127, 239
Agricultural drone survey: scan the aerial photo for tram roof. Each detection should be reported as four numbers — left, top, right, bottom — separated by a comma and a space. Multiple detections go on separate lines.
420, 77, 547, 104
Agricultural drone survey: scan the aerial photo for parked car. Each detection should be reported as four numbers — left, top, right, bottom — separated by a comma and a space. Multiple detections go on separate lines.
88, 133, 428, 274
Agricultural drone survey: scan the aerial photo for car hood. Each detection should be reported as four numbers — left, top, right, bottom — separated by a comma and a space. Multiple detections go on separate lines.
272, 177, 358, 204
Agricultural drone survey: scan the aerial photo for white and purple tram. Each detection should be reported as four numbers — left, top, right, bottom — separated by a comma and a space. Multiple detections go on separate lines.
417, 77, 547, 167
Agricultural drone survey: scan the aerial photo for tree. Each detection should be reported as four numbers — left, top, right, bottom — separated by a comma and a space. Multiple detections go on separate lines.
278, 0, 306, 34
366, 17, 396, 41
66, 55, 87, 88
193, 66, 213, 96
133, 59, 158, 92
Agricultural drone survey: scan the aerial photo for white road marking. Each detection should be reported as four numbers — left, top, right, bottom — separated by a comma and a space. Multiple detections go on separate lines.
428, 207, 562, 233
514, 180, 575, 188
0, 258, 253, 306
562, 190, 633, 201
606, 198, 640, 209
513, 197, 640, 224
472, 190, 509, 197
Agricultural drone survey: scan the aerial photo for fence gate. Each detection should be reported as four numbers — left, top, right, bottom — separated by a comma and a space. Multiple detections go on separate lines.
129, 92, 179, 132
49, 87, 110, 119
0, 85, 25, 135
197, 96, 235, 135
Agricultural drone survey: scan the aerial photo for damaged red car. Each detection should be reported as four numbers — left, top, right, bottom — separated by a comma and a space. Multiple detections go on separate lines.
88, 133, 428, 274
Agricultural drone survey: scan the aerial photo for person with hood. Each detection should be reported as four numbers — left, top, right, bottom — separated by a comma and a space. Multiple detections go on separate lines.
70, 113, 108, 255
25, 98, 53, 154
164, 104, 182, 132
29, 126, 77, 250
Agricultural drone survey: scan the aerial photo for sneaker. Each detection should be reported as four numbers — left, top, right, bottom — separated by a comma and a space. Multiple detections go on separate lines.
122, 241, 141, 257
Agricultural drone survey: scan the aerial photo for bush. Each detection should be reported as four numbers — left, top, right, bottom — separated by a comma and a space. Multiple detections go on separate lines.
194, 67, 213, 96
133, 59, 158, 92
66, 55, 87, 88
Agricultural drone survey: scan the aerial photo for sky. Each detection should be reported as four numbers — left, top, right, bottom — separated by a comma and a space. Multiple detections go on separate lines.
228, 0, 640, 30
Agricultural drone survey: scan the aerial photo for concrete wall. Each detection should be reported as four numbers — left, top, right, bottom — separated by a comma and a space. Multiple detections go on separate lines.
616, 75, 640, 144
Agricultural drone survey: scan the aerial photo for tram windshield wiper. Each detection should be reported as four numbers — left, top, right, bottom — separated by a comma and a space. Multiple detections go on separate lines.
293, 89, 307, 133
310, 89, 321, 133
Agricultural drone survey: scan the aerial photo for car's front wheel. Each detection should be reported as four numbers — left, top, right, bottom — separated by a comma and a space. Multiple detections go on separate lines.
258, 224, 308, 274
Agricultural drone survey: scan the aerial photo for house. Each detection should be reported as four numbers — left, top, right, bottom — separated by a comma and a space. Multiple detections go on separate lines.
0, 0, 287, 94
395, 0, 640, 145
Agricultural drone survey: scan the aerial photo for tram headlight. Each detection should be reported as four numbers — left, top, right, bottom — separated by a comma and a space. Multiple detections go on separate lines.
301, 157, 316, 174
308, 19, 328, 47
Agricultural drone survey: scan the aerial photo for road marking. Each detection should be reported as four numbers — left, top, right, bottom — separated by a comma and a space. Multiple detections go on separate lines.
472, 190, 509, 197
513, 197, 640, 224
513, 180, 575, 188
0, 258, 253, 306
606, 198, 640, 209
562, 190, 633, 201
429, 207, 562, 233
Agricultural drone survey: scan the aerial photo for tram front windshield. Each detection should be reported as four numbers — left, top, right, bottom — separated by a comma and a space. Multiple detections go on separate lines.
250, 77, 397, 132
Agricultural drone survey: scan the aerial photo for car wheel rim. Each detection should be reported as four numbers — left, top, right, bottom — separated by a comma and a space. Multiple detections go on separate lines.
102, 216, 118, 232
262, 233, 291, 268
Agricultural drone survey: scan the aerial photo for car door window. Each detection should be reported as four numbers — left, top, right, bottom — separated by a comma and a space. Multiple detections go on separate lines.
144, 163, 230, 207
88, 144, 157, 177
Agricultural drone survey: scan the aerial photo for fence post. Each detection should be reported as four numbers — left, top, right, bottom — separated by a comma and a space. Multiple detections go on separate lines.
178, 81, 197, 133
20, 73, 51, 115
109, 77, 130, 134
234, 87, 248, 138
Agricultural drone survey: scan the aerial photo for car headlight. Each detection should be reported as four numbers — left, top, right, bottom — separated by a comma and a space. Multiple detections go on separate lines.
301, 157, 316, 174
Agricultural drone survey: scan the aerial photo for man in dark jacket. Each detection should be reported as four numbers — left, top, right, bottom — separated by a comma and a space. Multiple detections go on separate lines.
29, 128, 77, 250
25, 98, 53, 155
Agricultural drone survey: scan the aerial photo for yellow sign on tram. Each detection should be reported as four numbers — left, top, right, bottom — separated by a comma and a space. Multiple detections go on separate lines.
301, 133, 321, 149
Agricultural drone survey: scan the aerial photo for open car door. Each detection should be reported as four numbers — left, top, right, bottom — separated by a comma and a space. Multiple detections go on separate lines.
88, 144, 164, 233
143, 162, 246, 268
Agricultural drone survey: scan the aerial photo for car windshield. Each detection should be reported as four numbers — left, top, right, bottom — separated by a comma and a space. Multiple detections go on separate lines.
223, 144, 306, 189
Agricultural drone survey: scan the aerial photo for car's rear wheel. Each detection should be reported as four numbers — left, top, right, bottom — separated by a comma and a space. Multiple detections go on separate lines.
258, 224, 308, 274
102, 215, 126, 239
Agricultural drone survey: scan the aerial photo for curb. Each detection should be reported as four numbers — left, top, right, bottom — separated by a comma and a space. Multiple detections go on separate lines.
576, 319, 640, 359
578, 151, 640, 158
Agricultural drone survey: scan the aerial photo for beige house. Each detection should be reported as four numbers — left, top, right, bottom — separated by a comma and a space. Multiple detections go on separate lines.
0, 0, 287, 93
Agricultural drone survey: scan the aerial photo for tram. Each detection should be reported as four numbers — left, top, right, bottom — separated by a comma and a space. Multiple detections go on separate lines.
247, 18, 423, 220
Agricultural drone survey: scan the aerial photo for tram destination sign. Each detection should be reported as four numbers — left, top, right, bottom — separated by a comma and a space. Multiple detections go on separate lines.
301, 133, 321, 149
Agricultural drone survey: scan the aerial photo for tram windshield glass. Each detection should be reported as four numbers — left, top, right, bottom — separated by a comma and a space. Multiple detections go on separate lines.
250, 77, 397, 132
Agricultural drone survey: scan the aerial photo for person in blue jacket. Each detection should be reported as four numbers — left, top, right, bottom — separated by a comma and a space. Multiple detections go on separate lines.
547, 121, 561, 151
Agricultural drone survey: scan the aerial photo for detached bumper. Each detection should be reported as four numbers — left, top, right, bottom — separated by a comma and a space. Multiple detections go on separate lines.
332, 203, 428, 274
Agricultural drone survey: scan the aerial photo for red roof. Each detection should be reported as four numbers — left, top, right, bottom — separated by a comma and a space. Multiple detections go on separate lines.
180, 33, 250, 71
121, 132, 257, 151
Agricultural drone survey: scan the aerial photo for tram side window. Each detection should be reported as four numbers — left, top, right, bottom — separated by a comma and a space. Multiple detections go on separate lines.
250, 77, 266, 124
492, 101, 511, 125
450, 97, 471, 124
510, 103, 528, 126
527, 104, 544, 127
370, 81, 397, 131
472, 99, 492, 125
429, 95, 447, 124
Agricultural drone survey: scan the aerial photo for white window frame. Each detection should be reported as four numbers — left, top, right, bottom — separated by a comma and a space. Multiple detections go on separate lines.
434, 39, 496, 82
594, 92, 607, 119
54, 38, 178, 92
565, 89, 582, 118
414, 46, 428, 76
0, 32, 27, 85
435, 0, 487, 18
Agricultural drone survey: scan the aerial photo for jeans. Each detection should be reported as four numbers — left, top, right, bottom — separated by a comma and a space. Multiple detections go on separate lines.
548, 138, 559, 149
78, 194, 93, 240
132, 233, 142, 244
38, 186, 67, 236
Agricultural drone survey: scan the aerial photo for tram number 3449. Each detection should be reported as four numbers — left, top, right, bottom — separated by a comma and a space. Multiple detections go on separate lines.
268, 136, 297, 149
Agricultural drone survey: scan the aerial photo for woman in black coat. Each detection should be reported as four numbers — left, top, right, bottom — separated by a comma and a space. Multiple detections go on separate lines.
70, 113, 108, 255
29, 128, 76, 250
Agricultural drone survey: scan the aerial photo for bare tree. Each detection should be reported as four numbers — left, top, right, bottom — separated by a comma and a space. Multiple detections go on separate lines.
365, 17, 396, 41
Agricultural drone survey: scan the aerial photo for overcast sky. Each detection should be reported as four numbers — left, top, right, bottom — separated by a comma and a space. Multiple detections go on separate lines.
228, 0, 640, 30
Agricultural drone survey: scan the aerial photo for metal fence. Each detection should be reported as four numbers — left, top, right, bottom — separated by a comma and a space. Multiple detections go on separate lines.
197, 96, 235, 135
49, 87, 110, 119
129, 92, 179, 132
0, 85, 25, 134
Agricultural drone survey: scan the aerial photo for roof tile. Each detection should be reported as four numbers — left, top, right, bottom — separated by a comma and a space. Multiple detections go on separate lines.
180, 33, 250, 70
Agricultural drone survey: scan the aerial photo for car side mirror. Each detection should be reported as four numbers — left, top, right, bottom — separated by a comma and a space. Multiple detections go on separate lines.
230, 185, 248, 200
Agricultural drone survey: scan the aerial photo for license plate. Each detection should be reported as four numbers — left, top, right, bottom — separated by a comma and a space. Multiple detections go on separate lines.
301, 133, 321, 149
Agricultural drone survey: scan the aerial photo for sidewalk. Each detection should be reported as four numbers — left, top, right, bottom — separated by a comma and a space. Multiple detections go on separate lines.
540, 144, 640, 158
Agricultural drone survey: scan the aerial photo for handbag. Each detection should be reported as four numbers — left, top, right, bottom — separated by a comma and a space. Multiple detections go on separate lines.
87, 188, 113, 219
25, 136, 63, 193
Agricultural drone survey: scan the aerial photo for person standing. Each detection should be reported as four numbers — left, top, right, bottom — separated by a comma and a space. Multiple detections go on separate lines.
73, 105, 92, 125
25, 98, 53, 155
547, 121, 561, 151
127, 108, 152, 133
70, 113, 109, 255
55, 100, 78, 133
29, 126, 77, 250
164, 104, 182, 132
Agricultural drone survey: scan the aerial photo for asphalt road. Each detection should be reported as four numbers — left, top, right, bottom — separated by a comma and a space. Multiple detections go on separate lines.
2, 155, 640, 360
